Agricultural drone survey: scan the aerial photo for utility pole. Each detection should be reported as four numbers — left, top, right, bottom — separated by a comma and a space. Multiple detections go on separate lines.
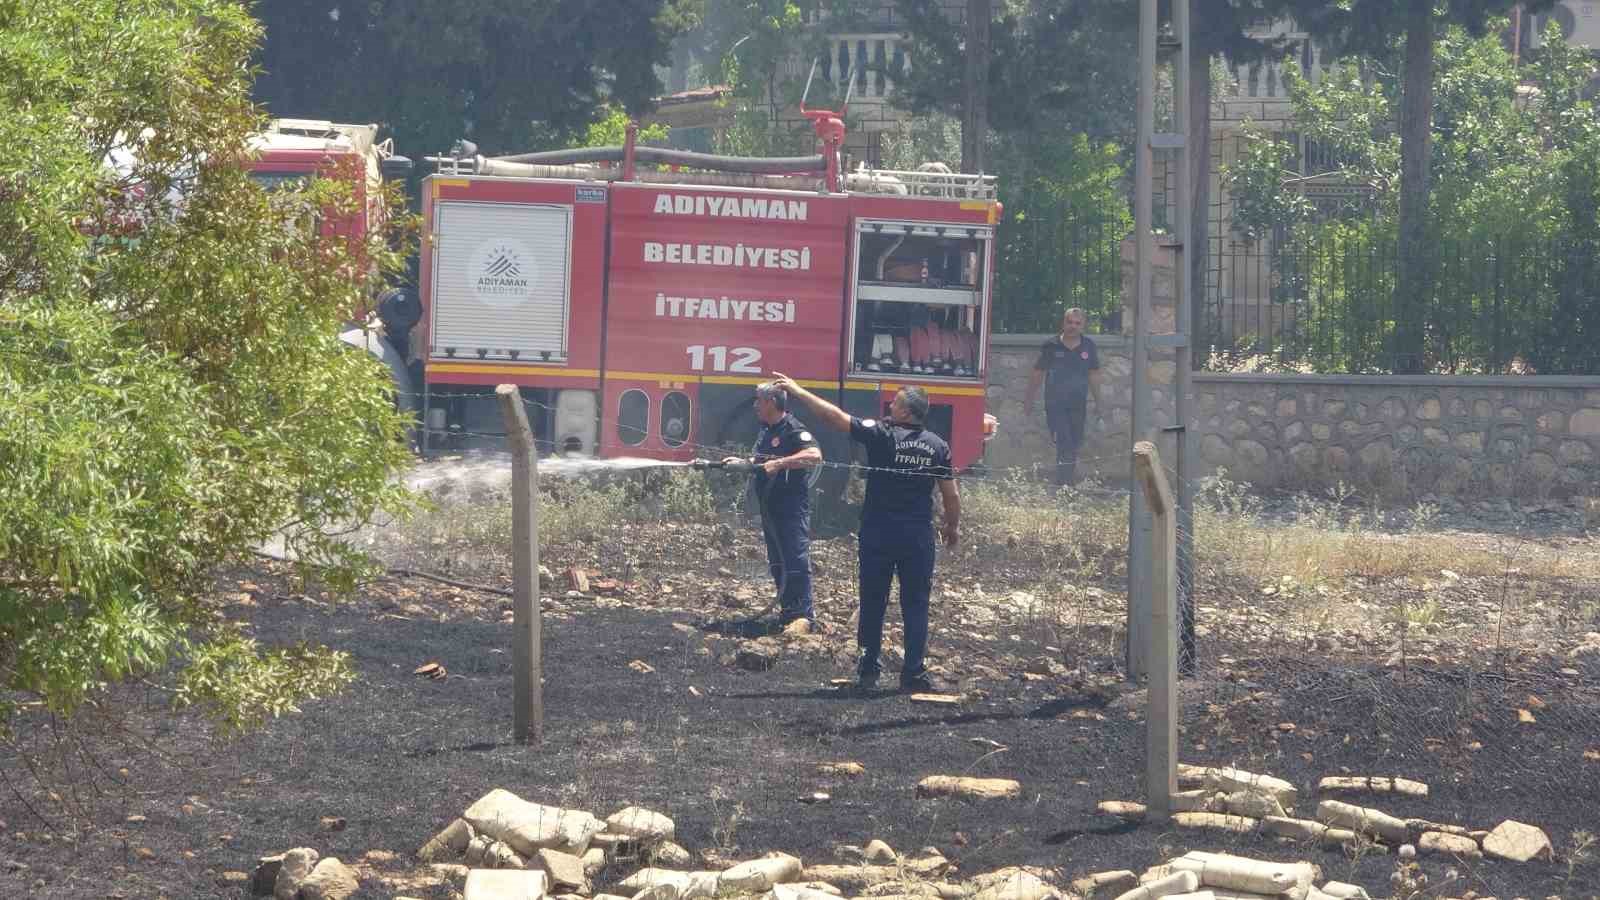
1130, 0, 1193, 678
1128, 0, 1157, 678
1171, 0, 1197, 677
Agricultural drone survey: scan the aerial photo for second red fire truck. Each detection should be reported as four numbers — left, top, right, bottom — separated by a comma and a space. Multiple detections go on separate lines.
414, 106, 1000, 484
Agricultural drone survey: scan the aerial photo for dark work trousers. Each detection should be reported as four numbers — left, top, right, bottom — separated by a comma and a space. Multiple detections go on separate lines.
760, 499, 813, 622
856, 523, 935, 680
1046, 402, 1088, 485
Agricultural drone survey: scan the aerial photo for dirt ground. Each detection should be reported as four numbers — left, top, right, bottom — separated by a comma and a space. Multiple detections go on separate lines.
3, 493, 1600, 900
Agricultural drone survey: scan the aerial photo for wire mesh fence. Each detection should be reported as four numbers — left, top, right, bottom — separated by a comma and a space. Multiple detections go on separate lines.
364, 426, 1600, 896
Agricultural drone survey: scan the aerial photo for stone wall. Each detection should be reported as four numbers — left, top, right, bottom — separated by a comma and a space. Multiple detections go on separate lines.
982, 239, 1600, 497
983, 339, 1600, 498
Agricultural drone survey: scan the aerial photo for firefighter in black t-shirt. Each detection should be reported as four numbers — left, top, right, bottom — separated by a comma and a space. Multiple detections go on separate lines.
722, 381, 822, 626
1024, 307, 1103, 485
771, 373, 960, 694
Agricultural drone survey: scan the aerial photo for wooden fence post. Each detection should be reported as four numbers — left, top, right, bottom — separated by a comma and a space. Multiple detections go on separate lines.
1132, 440, 1176, 820
497, 384, 543, 744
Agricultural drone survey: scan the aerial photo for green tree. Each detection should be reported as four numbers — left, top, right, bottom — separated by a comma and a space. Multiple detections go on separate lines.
1, 0, 416, 732
252, 0, 701, 159
1223, 21, 1600, 371
1275, 0, 1559, 371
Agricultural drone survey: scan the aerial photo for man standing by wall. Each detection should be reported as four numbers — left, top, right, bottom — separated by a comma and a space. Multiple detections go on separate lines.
1024, 307, 1103, 485
723, 382, 822, 630
771, 374, 960, 694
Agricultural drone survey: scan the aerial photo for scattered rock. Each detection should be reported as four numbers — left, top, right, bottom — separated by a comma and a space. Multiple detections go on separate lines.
915, 776, 1021, 800
969, 867, 1055, 900
464, 868, 549, 900
538, 848, 590, 893
1220, 791, 1284, 819
463, 788, 603, 856
1316, 800, 1408, 844
863, 840, 896, 863
413, 662, 447, 680
1170, 852, 1310, 896
1171, 790, 1223, 814
466, 835, 527, 870
420, 819, 476, 863
1482, 819, 1553, 862
651, 842, 693, 867
768, 885, 847, 900
297, 858, 360, 900
1404, 818, 1472, 839
783, 619, 813, 636
1098, 800, 1147, 820
318, 816, 348, 832
735, 642, 779, 671
1317, 776, 1429, 799
1177, 765, 1298, 809
581, 847, 606, 877
800, 865, 900, 890
628, 660, 656, 675
274, 848, 319, 900
1419, 831, 1481, 858
1170, 813, 1258, 835
1259, 816, 1327, 843
721, 852, 804, 892
218, 870, 250, 889
1071, 870, 1137, 897
908, 693, 962, 706
605, 807, 675, 843
1318, 882, 1371, 900
566, 568, 590, 593
1115, 869, 1199, 900
253, 854, 285, 896
818, 762, 865, 778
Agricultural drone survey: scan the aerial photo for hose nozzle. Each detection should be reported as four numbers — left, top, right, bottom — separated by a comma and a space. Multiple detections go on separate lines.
691, 458, 755, 473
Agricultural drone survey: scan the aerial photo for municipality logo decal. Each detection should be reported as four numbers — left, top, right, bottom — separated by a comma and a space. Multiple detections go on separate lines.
477, 242, 529, 293
470, 238, 537, 306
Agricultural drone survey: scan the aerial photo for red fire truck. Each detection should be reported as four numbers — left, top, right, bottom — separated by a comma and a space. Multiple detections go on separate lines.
415, 108, 1000, 480
243, 119, 421, 405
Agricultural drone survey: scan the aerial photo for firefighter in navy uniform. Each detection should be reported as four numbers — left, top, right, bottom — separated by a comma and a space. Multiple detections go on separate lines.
722, 382, 822, 628
770, 374, 960, 694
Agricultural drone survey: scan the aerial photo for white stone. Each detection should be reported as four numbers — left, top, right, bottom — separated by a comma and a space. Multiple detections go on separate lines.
275, 847, 319, 900
863, 839, 896, 863
465, 868, 549, 900
1177, 765, 1299, 807
538, 848, 590, 892
1318, 882, 1371, 900
1316, 800, 1408, 843
651, 842, 693, 867
1221, 790, 1284, 819
1482, 820, 1552, 862
969, 867, 1055, 900
420, 818, 476, 862
582, 848, 607, 878
297, 858, 360, 900
1114, 869, 1200, 900
605, 807, 675, 843
1170, 852, 1307, 895
768, 885, 850, 900
464, 789, 604, 857
720, 852, 803, 892
1418, 832, 1481, 859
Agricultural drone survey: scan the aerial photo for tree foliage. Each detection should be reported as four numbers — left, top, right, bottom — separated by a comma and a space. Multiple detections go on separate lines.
1221, 22, 1600, 371
251, 0, 700, 158
1, 0, 416, 732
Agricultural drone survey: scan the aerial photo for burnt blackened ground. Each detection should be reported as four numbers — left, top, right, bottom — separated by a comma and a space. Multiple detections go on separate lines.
2, 555, 1598, 900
